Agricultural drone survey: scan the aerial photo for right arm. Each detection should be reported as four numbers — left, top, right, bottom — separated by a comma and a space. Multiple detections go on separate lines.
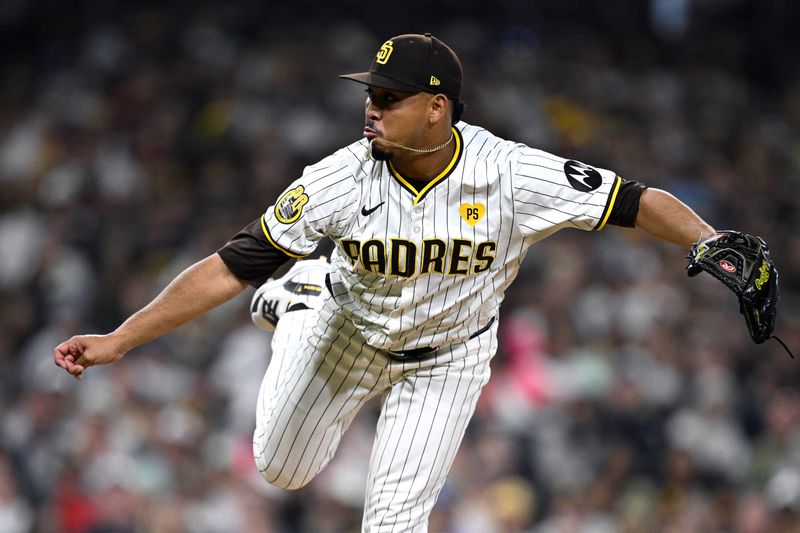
54, 253, 248, 379
56, 159, 348, 379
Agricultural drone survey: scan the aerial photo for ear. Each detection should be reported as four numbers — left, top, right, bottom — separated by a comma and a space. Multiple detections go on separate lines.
429, 94, 450, 125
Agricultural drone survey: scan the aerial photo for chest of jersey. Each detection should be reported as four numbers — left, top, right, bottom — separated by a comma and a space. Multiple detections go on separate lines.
337, 160, 512, 279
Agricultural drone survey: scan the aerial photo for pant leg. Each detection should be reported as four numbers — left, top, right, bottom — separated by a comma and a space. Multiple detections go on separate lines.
362, 324, 498, 532
253, 296, 389, 490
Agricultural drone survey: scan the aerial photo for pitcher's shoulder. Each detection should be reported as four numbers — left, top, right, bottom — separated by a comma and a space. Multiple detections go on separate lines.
457, 122, 525, 164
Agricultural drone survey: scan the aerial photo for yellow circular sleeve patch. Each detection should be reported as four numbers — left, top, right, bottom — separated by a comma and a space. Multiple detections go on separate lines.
274, 185, 309, 224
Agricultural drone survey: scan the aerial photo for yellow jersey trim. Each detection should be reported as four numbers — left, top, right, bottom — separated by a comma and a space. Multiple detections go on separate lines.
594, 175, 622, 231
261, 215, 307, 258
388, 127, 463, 206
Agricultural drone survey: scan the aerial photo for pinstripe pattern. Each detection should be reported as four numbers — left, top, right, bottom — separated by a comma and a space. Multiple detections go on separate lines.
254, 290, 497, 531
263, 123, 618, 352
363, 323, 495, 532
264, 123, 618, 352
253, 120, 620, 530
254, 294, 388, 489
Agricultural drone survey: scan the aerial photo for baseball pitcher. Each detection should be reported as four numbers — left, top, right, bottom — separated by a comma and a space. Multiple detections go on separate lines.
55, 33, 781, 532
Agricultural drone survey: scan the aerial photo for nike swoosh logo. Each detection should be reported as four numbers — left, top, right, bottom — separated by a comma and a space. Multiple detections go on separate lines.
361, 202, 385, 216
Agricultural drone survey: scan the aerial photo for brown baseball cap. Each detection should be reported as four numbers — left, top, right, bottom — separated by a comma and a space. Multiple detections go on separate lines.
340, 33, 462, 101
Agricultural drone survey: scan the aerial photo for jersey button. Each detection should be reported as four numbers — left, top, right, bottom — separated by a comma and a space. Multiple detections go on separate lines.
413, 226, 421, 234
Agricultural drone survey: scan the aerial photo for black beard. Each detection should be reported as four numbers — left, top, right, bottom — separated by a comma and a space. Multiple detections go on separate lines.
371, 143, 394, 161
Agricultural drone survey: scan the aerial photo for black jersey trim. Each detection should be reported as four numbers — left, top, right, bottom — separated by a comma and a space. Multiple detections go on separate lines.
593, 175, 622, 231
387, 126, 463, 206
261, 215, 308, 258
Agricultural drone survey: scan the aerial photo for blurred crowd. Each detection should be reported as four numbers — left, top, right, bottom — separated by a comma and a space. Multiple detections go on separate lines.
2, 1, 800, 532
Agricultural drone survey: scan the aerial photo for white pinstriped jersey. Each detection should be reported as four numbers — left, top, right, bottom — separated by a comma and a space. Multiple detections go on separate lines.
262, 122, 621, 351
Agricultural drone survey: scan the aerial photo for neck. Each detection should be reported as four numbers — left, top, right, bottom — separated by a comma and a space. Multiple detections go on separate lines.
389, 128, 456, 180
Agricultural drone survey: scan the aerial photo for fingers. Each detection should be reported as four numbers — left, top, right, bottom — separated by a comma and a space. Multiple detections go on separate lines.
54, 339, 79, 369
72, 365, 85, 380
63, 355, 86, 380
53, 338, 88, 380
67, 352, 87, 377
54, 346, 68, 369
58, 356, 85, 380
62, 356, 85, 380
53, 334, 124, 381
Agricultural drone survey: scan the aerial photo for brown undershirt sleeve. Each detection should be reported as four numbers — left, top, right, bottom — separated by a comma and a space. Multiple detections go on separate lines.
607, 179, 647, 228
217, 218, 292, 287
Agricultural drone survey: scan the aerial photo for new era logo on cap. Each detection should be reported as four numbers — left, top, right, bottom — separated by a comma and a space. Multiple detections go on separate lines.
339, 33, 462, 101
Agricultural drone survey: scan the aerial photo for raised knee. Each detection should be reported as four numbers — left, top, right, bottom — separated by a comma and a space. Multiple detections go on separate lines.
256, 460, 311, 490
254, 436, 311, 490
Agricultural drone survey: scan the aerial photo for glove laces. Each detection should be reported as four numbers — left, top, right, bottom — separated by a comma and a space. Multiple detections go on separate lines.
770, 335, 795, 359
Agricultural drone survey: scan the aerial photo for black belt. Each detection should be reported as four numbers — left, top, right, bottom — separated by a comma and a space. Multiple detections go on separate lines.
387, 316, 496, 361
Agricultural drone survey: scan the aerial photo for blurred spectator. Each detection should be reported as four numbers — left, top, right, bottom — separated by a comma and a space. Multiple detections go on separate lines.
2, 2, 799, 531
0, 454, 33, 533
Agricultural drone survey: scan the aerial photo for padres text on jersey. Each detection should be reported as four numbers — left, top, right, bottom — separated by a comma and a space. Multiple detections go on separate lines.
261, 123, 621, 351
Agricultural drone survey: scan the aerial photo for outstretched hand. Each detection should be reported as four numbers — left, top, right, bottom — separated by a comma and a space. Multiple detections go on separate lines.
54, 334, 127, 380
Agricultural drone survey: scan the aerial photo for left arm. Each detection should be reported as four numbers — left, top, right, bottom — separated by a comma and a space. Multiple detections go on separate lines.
634, 188, 715, 249
628, 187, 786, 352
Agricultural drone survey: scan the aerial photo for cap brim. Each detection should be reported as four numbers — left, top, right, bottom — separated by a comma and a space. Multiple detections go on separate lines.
339, 71, 426, 94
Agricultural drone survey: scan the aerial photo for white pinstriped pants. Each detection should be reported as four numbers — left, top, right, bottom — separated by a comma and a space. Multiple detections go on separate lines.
253, 294, 496, 532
